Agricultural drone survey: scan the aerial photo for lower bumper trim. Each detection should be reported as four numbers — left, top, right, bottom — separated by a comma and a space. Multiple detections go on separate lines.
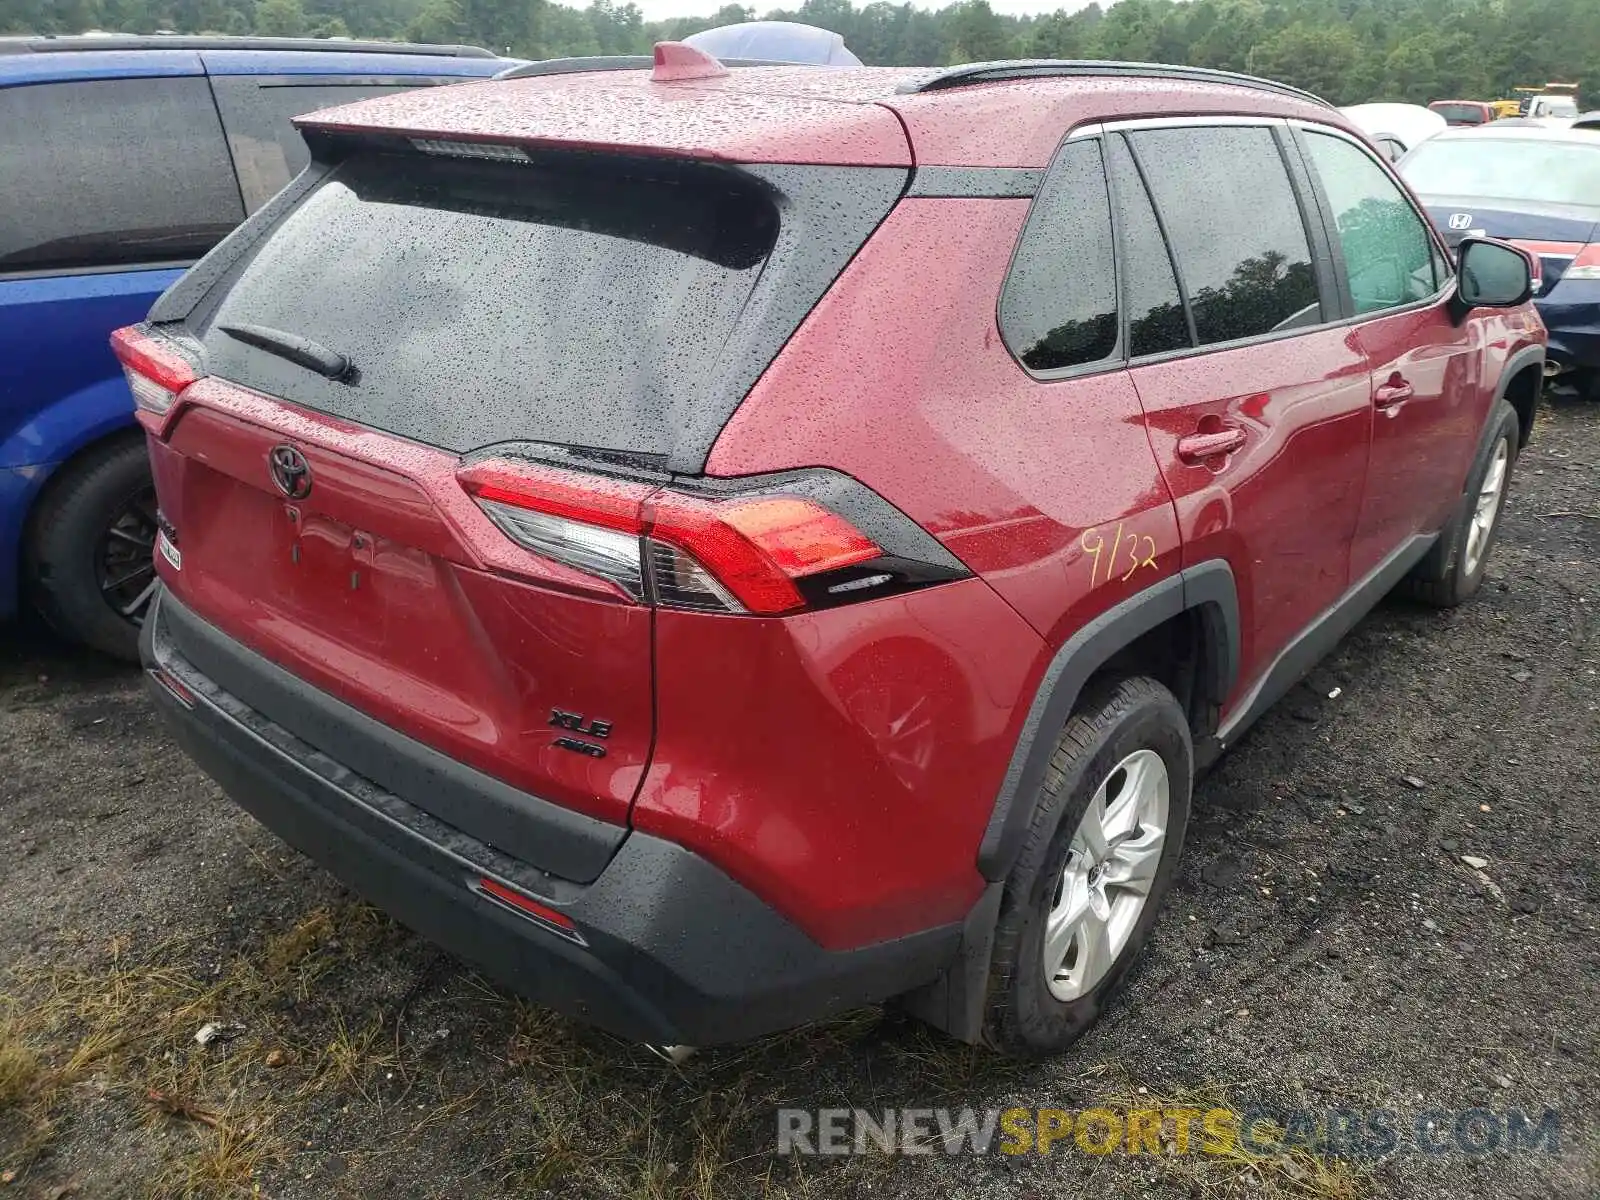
141, 587, 961, 1045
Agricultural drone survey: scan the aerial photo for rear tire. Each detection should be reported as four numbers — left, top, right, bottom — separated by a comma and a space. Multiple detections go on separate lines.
1401, 401, 1519, 608
981, 675, 1192, 1059
25, 437, 157, 663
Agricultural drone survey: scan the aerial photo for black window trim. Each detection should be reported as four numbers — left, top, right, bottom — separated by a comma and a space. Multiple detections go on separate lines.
995, 133, 1125, 383
1112, 131, 1199, 352
1273, 122, 1345, 323
1286, 118, 1458, 328
999, 114, 1381, 383
1091, 115, 1346, 367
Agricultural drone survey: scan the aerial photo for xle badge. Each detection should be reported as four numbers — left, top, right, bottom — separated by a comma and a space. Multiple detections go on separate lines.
550, 708, 611, 758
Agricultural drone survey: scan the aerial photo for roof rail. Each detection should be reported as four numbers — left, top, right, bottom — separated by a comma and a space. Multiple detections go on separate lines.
0, 35, 498, 58
494, 53, 794, 80
896, 59, 1330, 107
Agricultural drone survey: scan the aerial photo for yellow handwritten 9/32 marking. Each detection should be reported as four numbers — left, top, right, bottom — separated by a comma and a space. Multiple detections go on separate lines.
1081, 522, 1159, 586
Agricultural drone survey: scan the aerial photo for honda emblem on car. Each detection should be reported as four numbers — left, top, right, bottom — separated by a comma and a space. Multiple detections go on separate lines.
1448, 213, 1475, 230
268, 445, 313, 499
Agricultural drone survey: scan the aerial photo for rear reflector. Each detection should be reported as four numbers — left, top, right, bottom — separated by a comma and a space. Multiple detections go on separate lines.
473, 876, 585, 943
147, 666, 197, 709
458, 458, 885, 615
111, 325, 201, 417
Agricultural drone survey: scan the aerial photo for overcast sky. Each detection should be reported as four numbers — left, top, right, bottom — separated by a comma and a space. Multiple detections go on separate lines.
636, 0, 1098, 21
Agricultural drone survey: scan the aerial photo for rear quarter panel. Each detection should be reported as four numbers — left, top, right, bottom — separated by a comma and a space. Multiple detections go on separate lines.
710, 198, 1183, 650
1479, 305, 1549, 425
700, 199, 1183, 944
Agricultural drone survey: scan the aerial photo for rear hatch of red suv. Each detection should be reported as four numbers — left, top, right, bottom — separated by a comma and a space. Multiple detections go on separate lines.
130, 75, 911, 880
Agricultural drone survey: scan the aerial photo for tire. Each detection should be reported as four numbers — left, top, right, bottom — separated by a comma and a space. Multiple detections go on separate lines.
981, 675, 1193, 1058
25, 436, 157, 663
1401, 400, 1519, 608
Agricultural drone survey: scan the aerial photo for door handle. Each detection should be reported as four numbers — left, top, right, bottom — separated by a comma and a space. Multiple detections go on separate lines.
1375, 378, 1415, 408
1176, 428, 1247, 463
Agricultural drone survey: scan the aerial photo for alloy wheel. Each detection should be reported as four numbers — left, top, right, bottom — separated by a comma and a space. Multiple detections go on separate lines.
97, 486, 159, 626
1464, 437, 1510, 576
1043, 748, 1169, 1002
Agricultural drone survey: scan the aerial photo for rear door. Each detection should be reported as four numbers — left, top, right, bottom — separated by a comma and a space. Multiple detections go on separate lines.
0, 66, 244, 469
1116, 122, 1373, 706
143, 141, 871, 852
1295, 125, 1483, 578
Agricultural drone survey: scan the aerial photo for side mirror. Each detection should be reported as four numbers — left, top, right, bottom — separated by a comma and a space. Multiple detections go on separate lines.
1451, 237, 1534, 320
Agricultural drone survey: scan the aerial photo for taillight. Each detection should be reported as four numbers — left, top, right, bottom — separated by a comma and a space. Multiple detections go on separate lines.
1561, 244, 1600, 281
457, 458, 902, 615
461, 459, 655, 600
646, 492, 881, 613
110, 324, 201, 417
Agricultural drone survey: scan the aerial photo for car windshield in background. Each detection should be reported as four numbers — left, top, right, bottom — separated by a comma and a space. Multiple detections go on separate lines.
1432, 103, 1486, 123
198, 150, 780, 458
1401, 138, 1600, 206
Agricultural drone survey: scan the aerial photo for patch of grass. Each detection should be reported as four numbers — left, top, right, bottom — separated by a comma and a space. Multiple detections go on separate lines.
152, 1114, 277, 1200
5, 900, 1374, 1200
0, 1016, 62, 1180
1092, 1078, 1375, 1200
0, 1023, 42, 1110
307, 1013, 396, 1102
0, 904, 401, 1195
261, 908, 334, 979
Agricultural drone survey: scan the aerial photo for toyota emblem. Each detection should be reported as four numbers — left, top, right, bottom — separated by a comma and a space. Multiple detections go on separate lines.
268, 444, 312, 500
1447, 213, 1474, 231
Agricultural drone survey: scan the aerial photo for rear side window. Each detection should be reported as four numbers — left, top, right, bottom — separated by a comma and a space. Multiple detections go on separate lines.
0, 77, 244, 274
1105, 137, 1191, 358
1301, 131, 1439, 315
199, 150, 781, 458
211, 78, 424, 212
999, 139, 1119, 373
1129, 126, 1321, 346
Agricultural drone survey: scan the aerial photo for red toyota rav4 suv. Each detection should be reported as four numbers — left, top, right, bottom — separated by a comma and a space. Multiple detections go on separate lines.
121, 49, 1545, 1058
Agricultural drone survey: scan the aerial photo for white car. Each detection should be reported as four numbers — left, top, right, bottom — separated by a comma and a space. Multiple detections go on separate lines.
1340, 102, 1448, 161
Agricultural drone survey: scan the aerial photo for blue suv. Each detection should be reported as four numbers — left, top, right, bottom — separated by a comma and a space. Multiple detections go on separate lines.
0, 35, 503, 659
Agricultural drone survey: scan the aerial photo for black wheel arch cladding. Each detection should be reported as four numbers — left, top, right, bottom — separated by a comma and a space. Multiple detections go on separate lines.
976, 560, 1237, 881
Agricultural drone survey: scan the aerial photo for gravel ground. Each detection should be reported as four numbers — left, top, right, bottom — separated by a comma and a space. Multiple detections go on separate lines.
0, 398, 1596, 1200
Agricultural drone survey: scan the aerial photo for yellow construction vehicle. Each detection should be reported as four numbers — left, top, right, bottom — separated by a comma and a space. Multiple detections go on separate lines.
1510, 82, 1581, 118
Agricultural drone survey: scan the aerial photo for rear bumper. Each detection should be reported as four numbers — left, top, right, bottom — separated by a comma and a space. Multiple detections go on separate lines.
141, 588, 959, 1045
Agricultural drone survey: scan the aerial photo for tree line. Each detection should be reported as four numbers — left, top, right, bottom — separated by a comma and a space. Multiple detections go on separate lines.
3, 0, 1597, 107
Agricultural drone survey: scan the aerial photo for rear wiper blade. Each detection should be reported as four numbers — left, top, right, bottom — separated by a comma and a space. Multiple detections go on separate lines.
219, 322, 358, 383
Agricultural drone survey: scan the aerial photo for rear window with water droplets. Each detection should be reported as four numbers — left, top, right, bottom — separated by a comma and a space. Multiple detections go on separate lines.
197, 150, 779, 458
